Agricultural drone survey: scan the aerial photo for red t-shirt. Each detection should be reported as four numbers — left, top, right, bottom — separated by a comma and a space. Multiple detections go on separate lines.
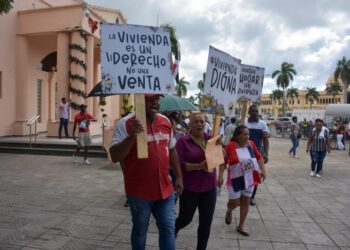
111, 113, 176, 201
74, 112, 93, 133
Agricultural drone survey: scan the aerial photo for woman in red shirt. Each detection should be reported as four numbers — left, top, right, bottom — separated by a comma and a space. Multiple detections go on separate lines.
218, 125, 267, 236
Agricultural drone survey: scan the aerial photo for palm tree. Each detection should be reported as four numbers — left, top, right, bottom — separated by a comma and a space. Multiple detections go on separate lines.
161, 24, 181, 84
286, 87, 299, 107
272, 62, 297, 116
269, 89, 283, 105
305, 87, 320, 109
325, 82, 342, 104
197, 73, 206, 93
334, 56, 350, 104
0, 0, 13, 14
176, 76, 189, 97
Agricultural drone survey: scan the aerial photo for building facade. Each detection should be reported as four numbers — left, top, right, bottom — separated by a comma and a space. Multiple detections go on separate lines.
0, 0, 127, 136
260, 89, 344, 117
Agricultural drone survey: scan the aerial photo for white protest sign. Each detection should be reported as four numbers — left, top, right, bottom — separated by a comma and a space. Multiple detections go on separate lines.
204, 46, 241, 115
237, 64, 265, 102
100, 24, 175, 94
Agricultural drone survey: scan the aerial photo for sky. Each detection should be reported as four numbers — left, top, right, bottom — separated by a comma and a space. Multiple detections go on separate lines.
87, 0, 350, 97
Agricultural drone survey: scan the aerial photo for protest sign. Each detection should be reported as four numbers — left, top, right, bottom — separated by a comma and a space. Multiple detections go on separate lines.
100, 23, 175, 94
237, 64, 264, 102
205, 135, 224, 171
204, 46, 241, 115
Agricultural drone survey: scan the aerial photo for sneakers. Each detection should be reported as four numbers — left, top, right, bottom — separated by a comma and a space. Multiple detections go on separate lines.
293, 155, 299, 158
310, 171, 315, 177
73, 154, 78, 163
315, 173, 321, 178
84, 159, 91, 165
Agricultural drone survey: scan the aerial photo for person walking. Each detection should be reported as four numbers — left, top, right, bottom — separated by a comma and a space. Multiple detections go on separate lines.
58, 97, 70, 139
109, 94, 183, 250
336, 121, 345, 150
288, 116, 301, 158
175, 112, 219, 250
244, 105, 269, 206
218, 125, 267, 236
72, 104, 94, 165
306, 119, 331, 178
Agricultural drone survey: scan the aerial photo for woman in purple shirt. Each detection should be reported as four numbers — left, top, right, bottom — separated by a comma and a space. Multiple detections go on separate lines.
175, 112, 217, 250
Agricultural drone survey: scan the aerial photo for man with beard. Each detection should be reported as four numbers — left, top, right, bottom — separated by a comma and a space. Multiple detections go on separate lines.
244, 105, 269, 206
110, 94, 183, 250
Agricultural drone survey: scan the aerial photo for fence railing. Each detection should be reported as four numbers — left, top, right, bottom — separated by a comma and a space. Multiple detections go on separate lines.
26, 114, 40, 148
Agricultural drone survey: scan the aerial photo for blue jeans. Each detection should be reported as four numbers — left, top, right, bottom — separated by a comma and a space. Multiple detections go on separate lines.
289, 135, 299, 156
58, 118, 69, 138
310, 150, 327, 174
127, 193, 176, 250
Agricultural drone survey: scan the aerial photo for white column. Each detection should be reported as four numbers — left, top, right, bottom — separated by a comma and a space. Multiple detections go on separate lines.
15, 35, 29, 121
70, 31, 86, 118
85, 35, 94, 116
56, 32, 70, 107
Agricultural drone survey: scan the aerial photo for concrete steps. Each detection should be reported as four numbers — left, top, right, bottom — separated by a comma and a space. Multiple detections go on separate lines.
0, 141, 107, 158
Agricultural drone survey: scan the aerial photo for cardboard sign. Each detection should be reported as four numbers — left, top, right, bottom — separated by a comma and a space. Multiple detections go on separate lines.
100, 24, 175, 94
204, 46, 241, 115
205, 135, 224, 171
237, 64, 265, 102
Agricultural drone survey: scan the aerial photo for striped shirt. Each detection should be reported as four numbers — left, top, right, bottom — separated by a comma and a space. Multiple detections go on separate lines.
310, 128, 329, 151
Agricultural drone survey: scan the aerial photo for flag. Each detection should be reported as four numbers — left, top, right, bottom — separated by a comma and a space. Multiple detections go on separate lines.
172, 46, 180, 83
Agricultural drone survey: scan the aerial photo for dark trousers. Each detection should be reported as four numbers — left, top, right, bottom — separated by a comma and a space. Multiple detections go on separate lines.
58, 118, 69, 138
175, 188, 217, 250
310, 150, 327, 174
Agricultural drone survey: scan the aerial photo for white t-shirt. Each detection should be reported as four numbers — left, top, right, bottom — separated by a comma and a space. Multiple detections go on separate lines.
59, 103, 69, 119
204, 122, 212, 134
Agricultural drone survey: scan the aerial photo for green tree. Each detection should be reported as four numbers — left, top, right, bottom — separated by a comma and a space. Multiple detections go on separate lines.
325, 82, 342, 104
197, 72, 206, 92
161, 24, 180, 84
187, 96, 198, 107
272, 62, 297, 116
305, 87, 320, 109
0, 0, 13, 14
334, 56, 350, 104
176, 76, 189, 97
286, 87, 299, 107
269, 89, 283, 105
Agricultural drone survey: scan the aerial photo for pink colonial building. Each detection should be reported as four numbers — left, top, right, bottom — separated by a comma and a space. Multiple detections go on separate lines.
0, 0, 126, 137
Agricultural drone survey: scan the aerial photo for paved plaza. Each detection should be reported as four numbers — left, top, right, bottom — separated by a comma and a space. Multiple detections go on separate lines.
0, 137, 350, 249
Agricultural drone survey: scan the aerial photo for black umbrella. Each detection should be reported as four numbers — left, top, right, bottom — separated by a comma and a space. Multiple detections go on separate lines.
87, 81, 116, 98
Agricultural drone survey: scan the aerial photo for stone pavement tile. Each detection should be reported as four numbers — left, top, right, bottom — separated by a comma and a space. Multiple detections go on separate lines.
263, 219, 294, 231
0, 227, 42, 246
311, 215, 343, 225
291, 221, 324, 233
175, 235, 197, 249
26, 234, 103, 249
298, 232, 336, 246
206, 237, 239, 250
0, 243, 22, 250
267, 229, 303, 243
329, 234, 350, 247
306, 245, 340, 250
105, 228, 130, 243
239, 240, 273, 249
319, 223, 350, 235
97, 241, 131, 250
273, 242, 307, 250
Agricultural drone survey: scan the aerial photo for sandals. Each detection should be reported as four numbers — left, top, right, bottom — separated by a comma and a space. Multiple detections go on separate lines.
225, 210, 232, 225
237, 227, 249, 236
